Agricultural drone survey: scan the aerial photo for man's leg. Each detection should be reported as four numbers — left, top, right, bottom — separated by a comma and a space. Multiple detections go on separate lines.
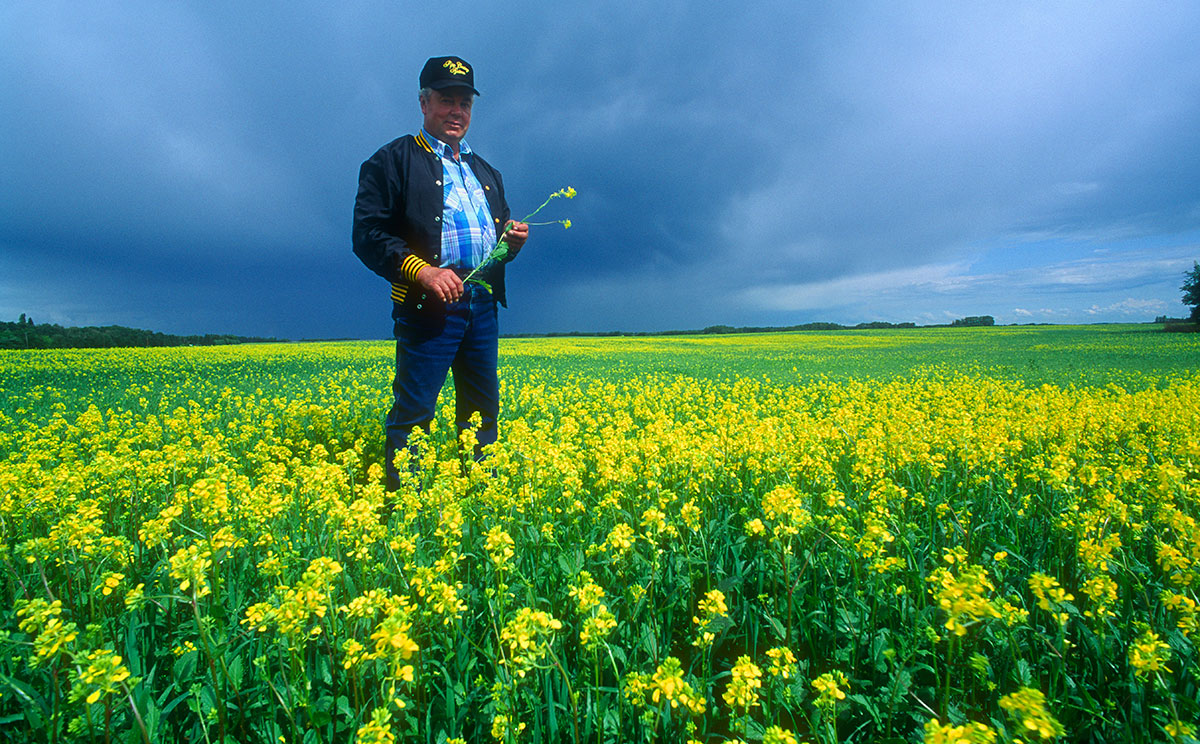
451, 289, 499, 460
385, 310, 463, 490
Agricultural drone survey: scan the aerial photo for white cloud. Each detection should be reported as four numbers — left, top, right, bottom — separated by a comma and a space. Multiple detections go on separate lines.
1085, 298, 1169, 316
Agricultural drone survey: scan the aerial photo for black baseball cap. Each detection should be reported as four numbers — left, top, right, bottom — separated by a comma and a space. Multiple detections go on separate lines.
419, 55, 480, 96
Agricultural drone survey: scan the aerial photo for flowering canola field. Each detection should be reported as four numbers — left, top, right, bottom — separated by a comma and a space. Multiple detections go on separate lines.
1, 326, 1199, 743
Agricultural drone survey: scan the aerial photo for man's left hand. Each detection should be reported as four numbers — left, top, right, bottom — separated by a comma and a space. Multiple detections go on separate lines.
505, 221, 529, 252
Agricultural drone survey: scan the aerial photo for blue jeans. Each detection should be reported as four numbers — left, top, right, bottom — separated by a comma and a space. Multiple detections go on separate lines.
385, 285, 498, 490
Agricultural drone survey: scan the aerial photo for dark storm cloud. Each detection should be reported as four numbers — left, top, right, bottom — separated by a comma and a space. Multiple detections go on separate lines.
2, 1, 1199, 337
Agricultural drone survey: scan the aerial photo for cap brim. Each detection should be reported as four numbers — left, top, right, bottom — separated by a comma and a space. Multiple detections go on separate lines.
428, 80, 481, 96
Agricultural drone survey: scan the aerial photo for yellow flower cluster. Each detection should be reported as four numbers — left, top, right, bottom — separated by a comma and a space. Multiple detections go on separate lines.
927, 550, 1001, 636
625, 656, 706, 715
1028, 573, 1074, 627
500, 607, 562, 678
811, 670, 848, 712
998, 687, 1065, 740
2, 329, 1198, 741
569, 571, 616, 650
70, 648, 132, 705
243, 556, 343, 638
16, 599, 77, 666
766, 646, 798, 679
762, 725, 800, 744
693, 588, 729, 649
723, 656, 764, 714
922, 718, 998, 743
1128, 625, 1172, 679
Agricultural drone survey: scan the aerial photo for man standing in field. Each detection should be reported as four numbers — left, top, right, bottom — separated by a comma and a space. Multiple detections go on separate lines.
353, 55, 528, 490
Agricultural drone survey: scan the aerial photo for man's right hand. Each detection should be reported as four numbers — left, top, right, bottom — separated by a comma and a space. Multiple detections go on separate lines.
415, 266, 465, 303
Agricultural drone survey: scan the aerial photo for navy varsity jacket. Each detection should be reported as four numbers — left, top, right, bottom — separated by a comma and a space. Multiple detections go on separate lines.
352, 131, 515, 314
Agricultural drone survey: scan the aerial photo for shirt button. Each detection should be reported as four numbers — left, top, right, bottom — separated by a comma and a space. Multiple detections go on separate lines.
436, 180, 442, 185
416, 304, 423, 309
484, 185, 490, 190
435, 216, 440, 222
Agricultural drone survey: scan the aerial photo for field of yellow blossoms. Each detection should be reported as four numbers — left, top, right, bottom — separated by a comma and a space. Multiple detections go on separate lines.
1, 325, 1198, 743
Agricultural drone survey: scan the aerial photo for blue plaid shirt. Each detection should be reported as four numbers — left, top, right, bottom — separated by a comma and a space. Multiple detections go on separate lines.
422, 129, 497, 270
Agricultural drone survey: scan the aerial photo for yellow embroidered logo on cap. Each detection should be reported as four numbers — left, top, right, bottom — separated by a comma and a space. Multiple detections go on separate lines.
443, 60, 470, 76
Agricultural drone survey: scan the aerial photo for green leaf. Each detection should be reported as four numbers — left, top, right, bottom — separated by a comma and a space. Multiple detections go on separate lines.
467, 278, 493, 294
227, 655, 244, 688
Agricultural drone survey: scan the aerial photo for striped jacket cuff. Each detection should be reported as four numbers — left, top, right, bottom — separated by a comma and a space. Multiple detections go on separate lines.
400, 254, 431, 283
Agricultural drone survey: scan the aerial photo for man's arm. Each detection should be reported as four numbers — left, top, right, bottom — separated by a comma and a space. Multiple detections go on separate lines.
352, 146, 432, 283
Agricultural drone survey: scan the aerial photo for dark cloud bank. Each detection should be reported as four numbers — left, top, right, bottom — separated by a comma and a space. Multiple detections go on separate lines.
2, 1, 1198, 338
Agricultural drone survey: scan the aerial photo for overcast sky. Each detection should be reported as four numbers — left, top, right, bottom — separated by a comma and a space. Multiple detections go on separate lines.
3, 1, 1199, 338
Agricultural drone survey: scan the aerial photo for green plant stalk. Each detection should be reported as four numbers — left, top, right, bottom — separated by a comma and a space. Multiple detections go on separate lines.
546, 645, 581, 744
124, 685, 152, 744
190, 594, 229, 743
273, 637, 300, 741
51, 663, 61, 744
593, 650, 602, 744
463, 188, 573, 286
781, 538, 793, 648
941, 633, 956, 719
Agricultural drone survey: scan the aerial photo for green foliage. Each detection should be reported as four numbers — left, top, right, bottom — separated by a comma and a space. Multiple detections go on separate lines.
0, 317, 280, 350
950, 315, 995, 327
1181, 261, 1200, 322
1, 328, 1199, 742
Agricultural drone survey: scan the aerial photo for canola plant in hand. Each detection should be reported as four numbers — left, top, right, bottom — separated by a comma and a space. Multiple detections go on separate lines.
1, 328, 1199, 743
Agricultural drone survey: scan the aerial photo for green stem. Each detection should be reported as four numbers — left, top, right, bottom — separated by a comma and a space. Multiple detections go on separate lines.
124, 685, 152, 744
942, 634, 955, 719
547, 646, 581, 744
191, 595, 229, 743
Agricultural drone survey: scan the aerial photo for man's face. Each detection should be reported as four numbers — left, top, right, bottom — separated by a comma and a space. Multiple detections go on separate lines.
421, 87, 473, 147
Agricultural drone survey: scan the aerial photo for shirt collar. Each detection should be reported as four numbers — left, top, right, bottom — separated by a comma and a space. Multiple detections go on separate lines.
421, 128, 472, 159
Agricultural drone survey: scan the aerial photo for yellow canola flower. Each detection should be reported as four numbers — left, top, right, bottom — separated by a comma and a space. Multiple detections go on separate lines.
4, 333, 1200, 743
763, 726, 800, 744
568, 570, 606, 613
168, 544, 213, 598
811, 670, 848, 711
355, 707, 396, 744
766, 647, 798, 679
998, 687, 1065, 740
692, 588, 729, 649
500, 607, 562, 678
1028, 573, 1074, 626
371, 611, 419, 662
1128, 626, 1172, 678
927, 562, 1001, 636
649, 657, 706, 714
579, 605, 617, 650
72, 648, 132, 705
922, 718, 998, 743
491, 713, 526, 741
723, 656, 763, 713
485, 525, 516, 569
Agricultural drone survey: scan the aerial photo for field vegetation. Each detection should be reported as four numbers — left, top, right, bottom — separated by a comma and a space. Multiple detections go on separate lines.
1, 325, 1198, 743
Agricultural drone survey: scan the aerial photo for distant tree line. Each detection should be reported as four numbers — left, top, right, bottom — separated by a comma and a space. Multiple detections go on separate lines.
949, 315, 995, 327
504, 320, 920, 339
0, 315, 280, 349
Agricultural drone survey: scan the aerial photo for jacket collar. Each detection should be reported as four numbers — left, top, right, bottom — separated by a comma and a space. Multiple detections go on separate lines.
417, 129, 472, 160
